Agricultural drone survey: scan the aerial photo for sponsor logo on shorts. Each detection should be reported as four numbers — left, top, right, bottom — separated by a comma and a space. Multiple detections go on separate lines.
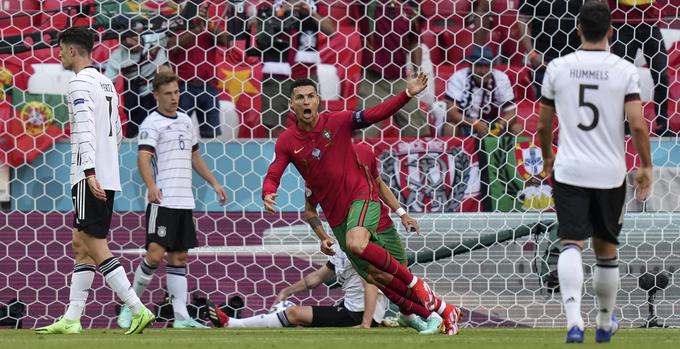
157, 226, 167, 237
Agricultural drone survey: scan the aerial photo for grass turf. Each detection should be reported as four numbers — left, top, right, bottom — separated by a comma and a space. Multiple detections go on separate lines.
2, 328, 680, 349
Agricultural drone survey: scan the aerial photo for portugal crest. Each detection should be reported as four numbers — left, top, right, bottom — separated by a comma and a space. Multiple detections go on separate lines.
20, 101, 54, 136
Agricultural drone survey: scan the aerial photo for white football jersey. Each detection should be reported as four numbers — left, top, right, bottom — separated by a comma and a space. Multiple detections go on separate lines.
138, 110, 198, 209
328, 247, 388, 323
542, 50, 641, 189
68, 66, 123, 190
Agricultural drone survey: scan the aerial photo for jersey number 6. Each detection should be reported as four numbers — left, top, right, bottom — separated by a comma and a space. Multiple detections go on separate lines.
577, 84, 599, 131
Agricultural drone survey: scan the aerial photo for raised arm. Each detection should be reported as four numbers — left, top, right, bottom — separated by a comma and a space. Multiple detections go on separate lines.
351, 73, 428, 129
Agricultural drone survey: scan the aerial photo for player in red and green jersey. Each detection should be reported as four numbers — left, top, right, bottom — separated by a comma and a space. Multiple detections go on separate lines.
304, 143, 461, 335
262, 77, 461, 335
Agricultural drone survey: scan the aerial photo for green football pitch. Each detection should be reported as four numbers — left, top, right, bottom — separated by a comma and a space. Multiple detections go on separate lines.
3, 328, 680, 349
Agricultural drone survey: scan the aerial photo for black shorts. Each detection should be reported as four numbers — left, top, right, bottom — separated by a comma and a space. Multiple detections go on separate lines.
145, 204, 198, 252
553, 178, 626, 244
310, 302, 378, 327
71, 180, 116, 239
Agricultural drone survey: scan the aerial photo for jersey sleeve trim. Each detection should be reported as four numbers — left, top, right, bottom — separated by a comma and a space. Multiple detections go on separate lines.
326, 260, 335, 271
540, 97, 555, 107
624, 93, 641, 102
192, 144, 200, 152
138, 145, 156, 154
84, 169, 96, 177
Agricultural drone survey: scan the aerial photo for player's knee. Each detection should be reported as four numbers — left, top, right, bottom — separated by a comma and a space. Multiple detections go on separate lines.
346, 231, 368, 256
145, 248, 165, 267
284, 307, 300, 325
167, 251, 188, 266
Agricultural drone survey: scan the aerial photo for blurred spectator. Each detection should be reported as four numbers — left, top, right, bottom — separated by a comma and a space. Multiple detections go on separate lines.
169, 0, 229, 138
518, 0, 582, 98
437, 46, 518, 138
105, 24, 171, 138
357, 0, 425, 138
249, 0, 336, 137
609, 0, 669, 137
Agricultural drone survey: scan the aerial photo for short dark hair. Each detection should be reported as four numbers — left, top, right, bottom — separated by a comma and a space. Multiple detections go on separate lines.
289, 78, 317, 97
152, 72, 179, 92
578, 0, 611, 42
57, 27, 95, 56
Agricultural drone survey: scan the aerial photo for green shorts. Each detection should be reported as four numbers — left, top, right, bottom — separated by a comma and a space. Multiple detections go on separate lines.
331, 200, 407, 279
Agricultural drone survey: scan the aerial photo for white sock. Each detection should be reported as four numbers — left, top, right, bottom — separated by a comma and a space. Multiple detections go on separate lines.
64, 264, 95, 321
132, 258, 157, 297
167, 265, 190, 321
100, 257, 144, 315
228, 312, 285, 328
558, 245, 584, 330
594, 256, 619, 330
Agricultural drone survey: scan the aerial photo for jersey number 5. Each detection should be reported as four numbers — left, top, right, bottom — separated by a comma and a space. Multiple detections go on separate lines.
578, 84, 599, 131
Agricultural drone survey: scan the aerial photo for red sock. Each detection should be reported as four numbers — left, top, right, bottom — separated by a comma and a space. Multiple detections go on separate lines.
433, 297, 447, 314
381, 286, 432, 319
387, 277, 421, 304
359, 242, 415, 285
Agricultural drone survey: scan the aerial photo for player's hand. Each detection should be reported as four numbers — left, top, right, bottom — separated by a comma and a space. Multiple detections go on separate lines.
473, 119, 489, 135
264, 193, 278, 214
213, 184, 228, 206
634, 166, 652, 202
400, 214, 420, 235
352, 323, 372, 329
274, 292, 286, 305
320, 238, 335, 256
542, 152, 555, 178
405, 70, 428, 97
148, 185, 162, 204
86, 176, 107, 202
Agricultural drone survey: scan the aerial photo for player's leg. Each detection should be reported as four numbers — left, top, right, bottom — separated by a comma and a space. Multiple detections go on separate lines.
553, 179, 592, 343
87, 190, 153, 334
343, 200, 437, 311
34, 228, 96, 334
118, 242, 163, 329
167, 208, 206, 328
119, 204, 166, 328
591, 182, 626, 342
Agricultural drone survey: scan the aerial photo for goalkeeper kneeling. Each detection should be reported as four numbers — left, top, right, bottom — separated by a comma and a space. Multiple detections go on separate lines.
207, 246, 387, 328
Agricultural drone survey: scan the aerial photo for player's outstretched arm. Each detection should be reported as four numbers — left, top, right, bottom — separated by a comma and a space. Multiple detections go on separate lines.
376, 176, 419, 234
626, 99, 653, 202
352, 71, 428, 129
304, 199, 335, 255
274, 265, 335, 305
191, 150, 227, 205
